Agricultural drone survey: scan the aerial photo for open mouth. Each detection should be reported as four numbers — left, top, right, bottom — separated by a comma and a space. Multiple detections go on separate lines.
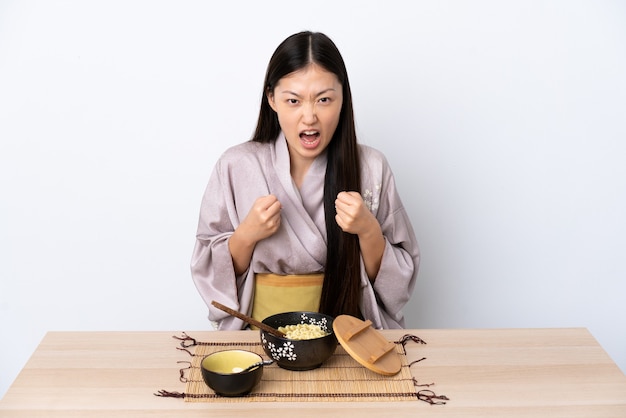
299, 130, 321, 149
299, 130, 320, 142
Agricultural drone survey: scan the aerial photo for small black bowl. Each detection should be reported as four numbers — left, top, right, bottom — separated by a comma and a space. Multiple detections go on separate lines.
200, 350, 264, 397
260, 311, 337, 371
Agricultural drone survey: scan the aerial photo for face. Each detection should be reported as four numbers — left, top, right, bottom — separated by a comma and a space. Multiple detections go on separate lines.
268, 64, 343, 171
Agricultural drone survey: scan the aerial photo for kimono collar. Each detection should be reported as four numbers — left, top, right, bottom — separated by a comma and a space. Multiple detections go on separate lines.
273, 132, 328, 241
274, 132, 327, 184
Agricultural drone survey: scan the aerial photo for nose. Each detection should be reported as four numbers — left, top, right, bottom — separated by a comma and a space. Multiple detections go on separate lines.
301, 103, 317, 125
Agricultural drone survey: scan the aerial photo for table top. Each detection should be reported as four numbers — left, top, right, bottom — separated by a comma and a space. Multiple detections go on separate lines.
1, 328, 625, 417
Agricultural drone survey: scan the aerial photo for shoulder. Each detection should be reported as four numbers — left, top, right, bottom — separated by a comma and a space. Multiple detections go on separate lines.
210, 141, 273, 184
215, 141, 270, 170
358, 144, 391, 172
220, 141, 268, 162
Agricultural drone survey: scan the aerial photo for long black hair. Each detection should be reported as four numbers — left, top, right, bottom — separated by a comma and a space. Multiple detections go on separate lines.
251, 31, 362, 319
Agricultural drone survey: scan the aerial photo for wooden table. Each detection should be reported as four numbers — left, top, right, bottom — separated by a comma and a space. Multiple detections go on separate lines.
1, 328, 625, 417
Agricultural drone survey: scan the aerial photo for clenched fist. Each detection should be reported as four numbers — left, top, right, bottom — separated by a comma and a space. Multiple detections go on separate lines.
334, 191, 376, 236
240, 194, 282, 243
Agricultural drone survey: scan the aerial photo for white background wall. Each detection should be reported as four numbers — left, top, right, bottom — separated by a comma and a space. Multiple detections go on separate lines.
1, 0, 625, 398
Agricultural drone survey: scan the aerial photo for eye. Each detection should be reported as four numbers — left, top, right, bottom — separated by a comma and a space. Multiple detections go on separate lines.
319, 97, 331, 103
287, 98, 299, 105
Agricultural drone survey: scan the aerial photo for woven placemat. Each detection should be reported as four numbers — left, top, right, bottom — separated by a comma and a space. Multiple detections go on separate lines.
168, 334, 423, 403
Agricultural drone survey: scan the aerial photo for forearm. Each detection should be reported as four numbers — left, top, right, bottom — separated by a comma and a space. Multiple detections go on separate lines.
358, 219, 385, 281
228, 227, 257, 276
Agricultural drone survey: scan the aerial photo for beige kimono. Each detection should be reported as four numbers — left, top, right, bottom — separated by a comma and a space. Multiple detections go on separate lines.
191, 133, 419, 330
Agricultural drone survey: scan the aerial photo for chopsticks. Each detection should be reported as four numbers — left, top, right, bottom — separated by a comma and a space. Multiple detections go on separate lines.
211, 300, 286, 338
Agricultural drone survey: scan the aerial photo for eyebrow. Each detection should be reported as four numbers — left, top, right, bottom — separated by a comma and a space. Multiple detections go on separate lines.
280, 88, 336, 98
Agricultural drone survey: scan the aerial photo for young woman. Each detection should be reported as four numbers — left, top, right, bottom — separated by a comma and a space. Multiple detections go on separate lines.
191, 31, 419, 330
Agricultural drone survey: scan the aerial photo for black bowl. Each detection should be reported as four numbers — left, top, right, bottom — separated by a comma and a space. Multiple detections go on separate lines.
200, 350, 264, 397
260, 311, 337, 371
